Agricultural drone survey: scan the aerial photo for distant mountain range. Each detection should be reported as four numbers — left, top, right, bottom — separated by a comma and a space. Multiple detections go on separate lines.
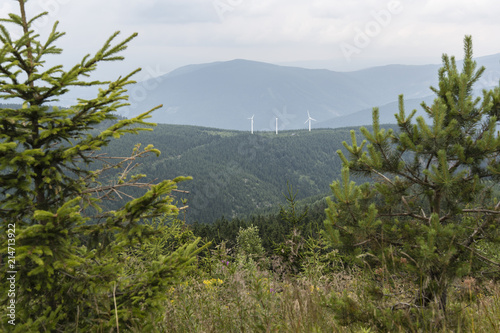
65, 54, 500, 131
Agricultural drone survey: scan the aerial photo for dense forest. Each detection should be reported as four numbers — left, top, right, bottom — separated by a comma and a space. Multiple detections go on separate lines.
99, 123, 389, 223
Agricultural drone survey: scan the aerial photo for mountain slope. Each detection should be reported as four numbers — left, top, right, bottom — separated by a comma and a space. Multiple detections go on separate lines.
119, 54, 500, 130
100, 124, 380, 223
125, 59, 378, 130
318, 95, 437, 129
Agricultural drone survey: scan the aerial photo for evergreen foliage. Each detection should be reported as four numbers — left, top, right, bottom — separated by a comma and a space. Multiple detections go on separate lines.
97, 124, 380, 223
273, 182, 311, 274
279, 182, 309, 230
323, 36, 500, 320
191, 198, 326, 254
235, 225, 265, 261
0, 2, 204, 331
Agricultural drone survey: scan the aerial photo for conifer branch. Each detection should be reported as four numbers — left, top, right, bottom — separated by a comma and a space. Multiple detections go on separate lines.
460, 244, 500, 267
462, 208, 500, 215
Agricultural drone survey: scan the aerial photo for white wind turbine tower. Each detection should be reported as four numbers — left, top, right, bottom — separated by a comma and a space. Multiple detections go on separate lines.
248, 115, 254, 134
275, 117, 278, 135
305, 111, 316, 132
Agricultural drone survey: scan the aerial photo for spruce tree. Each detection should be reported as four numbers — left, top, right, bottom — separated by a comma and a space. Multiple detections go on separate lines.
323, 36, 500, 314
0, 1, 203, 330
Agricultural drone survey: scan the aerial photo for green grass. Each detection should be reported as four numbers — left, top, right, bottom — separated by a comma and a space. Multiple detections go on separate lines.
121, 256, 500, 333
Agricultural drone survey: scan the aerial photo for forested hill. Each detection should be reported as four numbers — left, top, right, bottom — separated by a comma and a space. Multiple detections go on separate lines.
101, 123, 390, 223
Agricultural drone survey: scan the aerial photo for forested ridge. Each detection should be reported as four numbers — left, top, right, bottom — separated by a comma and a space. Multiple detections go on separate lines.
99, 123, 392, 223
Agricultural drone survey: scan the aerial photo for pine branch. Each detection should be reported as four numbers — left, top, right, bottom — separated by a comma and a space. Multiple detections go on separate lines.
462, 208, 500, 215
460, 244, 500, 267
377, 212, 428, 223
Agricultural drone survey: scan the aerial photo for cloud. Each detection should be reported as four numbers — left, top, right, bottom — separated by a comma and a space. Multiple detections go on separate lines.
124, 0, 219, 24
419, 0, 500, 23
5, 0, 499, 78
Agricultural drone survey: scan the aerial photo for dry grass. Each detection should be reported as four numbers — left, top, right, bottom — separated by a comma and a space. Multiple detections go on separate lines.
153, 265, 500, 333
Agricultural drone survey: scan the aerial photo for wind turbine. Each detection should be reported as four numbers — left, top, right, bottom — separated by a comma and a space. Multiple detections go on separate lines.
304, 111, 316, 131
248, 115, 254, 134
275, 117, 278, 135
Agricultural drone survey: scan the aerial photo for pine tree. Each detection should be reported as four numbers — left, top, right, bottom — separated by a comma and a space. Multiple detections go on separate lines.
323, 36, 500, 314
0, 1, 204, 330
274, 182, 309, 274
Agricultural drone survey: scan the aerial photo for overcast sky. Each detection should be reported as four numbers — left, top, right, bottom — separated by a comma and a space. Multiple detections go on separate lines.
2, 0, 500, 81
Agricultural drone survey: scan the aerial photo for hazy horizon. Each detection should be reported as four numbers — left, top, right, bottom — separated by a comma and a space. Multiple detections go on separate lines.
1, 0, 499, 82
